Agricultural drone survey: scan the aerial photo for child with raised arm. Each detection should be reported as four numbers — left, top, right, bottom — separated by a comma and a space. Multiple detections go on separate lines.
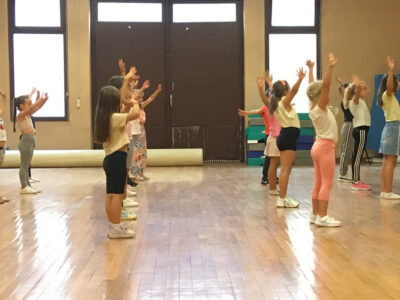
131, 82, 163, 181
14, 90, 49, 194
344, 75, 372, 191
306, 54, 341, 227
336, 76, 354, 183
378, 56, 400, 200
0, 91, 10, 204
269, 68, 306, 208
256, 73, 272, 185
94, 67, 140, 239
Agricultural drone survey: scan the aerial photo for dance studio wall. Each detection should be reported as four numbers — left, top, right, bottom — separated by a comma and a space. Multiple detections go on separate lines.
1, 0, 400, 151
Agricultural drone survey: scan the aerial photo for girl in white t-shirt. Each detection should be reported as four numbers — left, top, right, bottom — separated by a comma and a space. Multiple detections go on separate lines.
0, 90, 10, 204
269, 67, 306, 208
306, 54, 341, 227
344, 75, 371, 191
377, 56, 400, 200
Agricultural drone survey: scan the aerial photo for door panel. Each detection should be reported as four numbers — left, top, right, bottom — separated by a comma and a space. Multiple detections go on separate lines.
91, 10, 168, 148
170, 21, 243, 160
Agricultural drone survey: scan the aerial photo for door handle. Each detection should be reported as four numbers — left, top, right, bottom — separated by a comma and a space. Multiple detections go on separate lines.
170, 93, 173, 108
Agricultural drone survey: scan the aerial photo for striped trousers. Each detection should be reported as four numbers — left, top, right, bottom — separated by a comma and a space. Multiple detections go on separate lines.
352, 126, 369, 182
339, 121, 354, 177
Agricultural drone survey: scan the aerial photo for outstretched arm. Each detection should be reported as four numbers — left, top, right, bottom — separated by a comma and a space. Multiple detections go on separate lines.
142, 84, 162, 109
352, 74, 361, 105
139, 80, 150, 94
282, 67, 306, 108
318, 53, 338, 110
237, 108, 262, 117
306, 60, 315, 84
256, 77, 270, 106
19, 91, 49, 118
336, 76, 345, 98
118, 59, 126, 76
387, 56, 395, 97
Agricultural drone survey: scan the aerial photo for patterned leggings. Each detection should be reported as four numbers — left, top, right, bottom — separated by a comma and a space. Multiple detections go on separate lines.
130, 126, 147, 177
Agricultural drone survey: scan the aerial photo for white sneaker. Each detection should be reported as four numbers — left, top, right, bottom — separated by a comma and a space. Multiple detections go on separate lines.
127, 185, 137, 191
277, 196, 299, 208
315, 215, 341, 227
108, 223, 135, 239
133, 176, 144, 182
310, 213, 317, 224
127, 190, 136, 197
269, 189, 280, 196
123, 198, 139, 207
381, 192, 400, 200
30, 186, 42, 193
29, 177, 40, 183
20, 186, 39, 194
142, 175, 151, 180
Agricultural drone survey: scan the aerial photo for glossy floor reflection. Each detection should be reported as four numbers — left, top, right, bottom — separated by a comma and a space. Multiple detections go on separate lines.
1, 165, 400, 299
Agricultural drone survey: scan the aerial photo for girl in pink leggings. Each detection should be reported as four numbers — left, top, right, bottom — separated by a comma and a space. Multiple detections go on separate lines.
306, 53, 341, 227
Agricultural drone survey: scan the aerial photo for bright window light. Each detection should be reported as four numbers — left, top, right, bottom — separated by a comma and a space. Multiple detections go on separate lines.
98, 3, 162, 22
173, 3, 236, 23
13, 34, 66, 118
15, 0, 61, 27
271, 0, 315, 26
269, 34, 317, 113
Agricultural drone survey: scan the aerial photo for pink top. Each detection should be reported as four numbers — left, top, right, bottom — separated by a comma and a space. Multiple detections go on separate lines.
139, 110, 146, 124
268, 112, 281, 138
259, 106, 270, 135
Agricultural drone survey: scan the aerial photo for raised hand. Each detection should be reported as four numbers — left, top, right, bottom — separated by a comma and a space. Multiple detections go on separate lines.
387, 56, 395, 70
352, 74, 361, 87
157, 83, 162, 91
141, 80, 151, 90
264, 71, 273, 87
306, 60, 315, 69
36, 90, 41, 101
328, 52, 338, 68
335, 76, 343, 84
125, 66, 139, 81
297, 67, 307, 80
118, 58, 126, 75
256, 77, 264, 88
237, 108, 247, 117
42, 92, 49, 101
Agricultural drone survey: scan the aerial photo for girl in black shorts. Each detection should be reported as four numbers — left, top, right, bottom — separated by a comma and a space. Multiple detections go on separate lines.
94, 67, 141, 239
269, 68, 306, 208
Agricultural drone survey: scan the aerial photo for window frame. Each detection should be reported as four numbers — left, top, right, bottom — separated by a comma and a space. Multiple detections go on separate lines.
8, 0, 68, 121
265, 0, 321, 79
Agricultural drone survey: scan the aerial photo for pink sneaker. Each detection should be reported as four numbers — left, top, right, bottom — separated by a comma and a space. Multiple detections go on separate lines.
351, 181, 371, 191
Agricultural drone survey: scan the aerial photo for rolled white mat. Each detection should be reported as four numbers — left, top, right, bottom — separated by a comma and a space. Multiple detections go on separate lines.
1, 148, 203, 168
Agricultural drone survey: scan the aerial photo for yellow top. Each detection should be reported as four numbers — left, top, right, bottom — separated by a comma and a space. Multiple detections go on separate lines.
103, 113, 129, 156
274, 98, 300, 128
382, 91, 400, 122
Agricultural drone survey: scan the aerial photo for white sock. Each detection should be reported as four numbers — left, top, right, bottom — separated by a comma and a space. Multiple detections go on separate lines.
110, 223, 121, 230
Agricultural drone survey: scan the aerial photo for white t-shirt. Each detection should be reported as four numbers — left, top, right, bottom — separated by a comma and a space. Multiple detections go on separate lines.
274, 98, 300, 128
309, 103, 338, 144
126, 119, 141, 138
0, 117, 6, 142
349, 99, 371, 128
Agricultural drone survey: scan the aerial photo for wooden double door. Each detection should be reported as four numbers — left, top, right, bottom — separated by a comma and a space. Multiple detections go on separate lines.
90, 0, 244, 160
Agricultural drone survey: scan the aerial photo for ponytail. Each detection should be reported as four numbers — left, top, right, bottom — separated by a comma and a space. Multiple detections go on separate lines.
13, 95, 28, 132
269, 80, 289, 114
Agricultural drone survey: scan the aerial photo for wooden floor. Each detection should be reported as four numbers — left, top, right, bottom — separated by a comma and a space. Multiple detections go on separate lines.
1, 164, 400, 299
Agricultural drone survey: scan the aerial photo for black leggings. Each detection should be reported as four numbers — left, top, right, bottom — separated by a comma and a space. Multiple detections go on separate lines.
352, 126, 369, 182
103, 151, 127, 194
262, 135, 270, 180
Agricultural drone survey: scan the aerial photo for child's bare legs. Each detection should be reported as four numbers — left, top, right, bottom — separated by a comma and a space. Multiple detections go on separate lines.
268, 157, 280, 191
106, 194, 124, 224
381, 155, 397, 193
279, 150, 296, 198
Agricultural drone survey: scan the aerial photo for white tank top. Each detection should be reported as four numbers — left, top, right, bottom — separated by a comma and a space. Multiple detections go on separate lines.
17, 115, 34, 132
349, 99, 371, 128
